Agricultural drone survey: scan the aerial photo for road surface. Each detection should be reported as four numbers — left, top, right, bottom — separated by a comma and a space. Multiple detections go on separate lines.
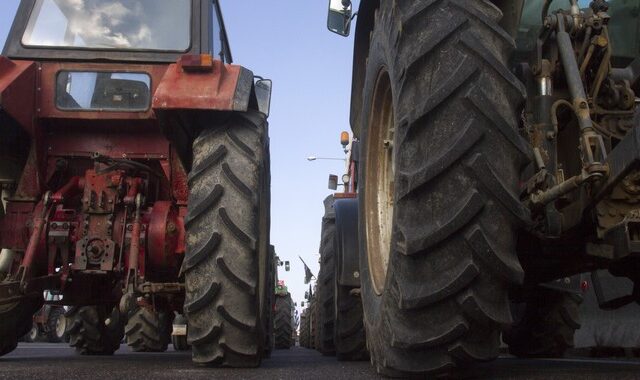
2, 343, 640, 379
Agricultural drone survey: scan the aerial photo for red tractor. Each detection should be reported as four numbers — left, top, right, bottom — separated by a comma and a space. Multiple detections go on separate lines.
0, 0, 274, 367
23, 291, 67, 343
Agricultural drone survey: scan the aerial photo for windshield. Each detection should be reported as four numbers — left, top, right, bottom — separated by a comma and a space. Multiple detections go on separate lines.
21, 0, 191, 51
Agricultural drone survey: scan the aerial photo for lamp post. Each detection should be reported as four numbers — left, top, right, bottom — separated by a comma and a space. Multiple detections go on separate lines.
306, 156, 346, 162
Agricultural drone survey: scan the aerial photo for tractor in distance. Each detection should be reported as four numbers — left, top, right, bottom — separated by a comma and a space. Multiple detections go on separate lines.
0, 0, 275, 368
269, 246, 296, 350
23, 290, 67, 343
298, 261, 317, 350
310, 133, 368, 361
273, 279, 296, 349
327, 0, 640, 377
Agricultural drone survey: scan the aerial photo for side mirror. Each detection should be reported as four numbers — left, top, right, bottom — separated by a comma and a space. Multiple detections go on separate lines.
327, 0, 353, 37
328, 174, 338, 191
255, 78, 272, 117
285, 261, 291, 272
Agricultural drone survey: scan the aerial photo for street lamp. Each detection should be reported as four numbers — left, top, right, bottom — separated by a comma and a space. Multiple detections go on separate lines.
307, 156, 346, 162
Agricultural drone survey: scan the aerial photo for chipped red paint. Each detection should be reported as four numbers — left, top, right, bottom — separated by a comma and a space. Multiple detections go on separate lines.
0, 201, 34, 250
0, 55, 246, 299
0, 57, 37, 135
153, 60, 242, 110
147, 201, 182, 279
38, 62, 167, 121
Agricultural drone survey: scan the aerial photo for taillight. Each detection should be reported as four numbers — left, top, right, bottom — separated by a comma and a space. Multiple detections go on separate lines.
581, 280, 589, 292
180, 54, 214, 72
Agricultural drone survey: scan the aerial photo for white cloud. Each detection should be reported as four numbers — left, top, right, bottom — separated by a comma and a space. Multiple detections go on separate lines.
63, 1, 150, 48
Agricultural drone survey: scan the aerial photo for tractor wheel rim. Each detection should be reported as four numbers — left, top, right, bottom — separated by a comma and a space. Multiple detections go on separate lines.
29, 324, 38, 341
55, 314, 66, 338
364, 69, 395, 296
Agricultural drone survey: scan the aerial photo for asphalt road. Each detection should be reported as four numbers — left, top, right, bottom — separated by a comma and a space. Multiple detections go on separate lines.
2, 343, 640, 379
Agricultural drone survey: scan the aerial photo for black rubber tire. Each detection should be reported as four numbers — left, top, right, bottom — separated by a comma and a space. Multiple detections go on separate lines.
0, 296, 43, 356
0, 339, 17, 356
504, 288, 582, 358
357, 1, 530, 376
274, 294, 294, 349
261, 245, 275, 358
172, 334, 190, 352
24, 322, 39, 343
334, 285, 368, 361
299, 311, 309, 348
183, 111, 269, 367
317, 217, 336, 356
67, 306, 123, 355
125, 306, 170, 352
47, 307, 66, 343
171, 314, 190, 352
310, 298, 319, 350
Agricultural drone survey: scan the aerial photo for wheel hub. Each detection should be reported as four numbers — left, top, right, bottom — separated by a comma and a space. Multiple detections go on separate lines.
55, 313, 66, 338
364, 70, 395, 296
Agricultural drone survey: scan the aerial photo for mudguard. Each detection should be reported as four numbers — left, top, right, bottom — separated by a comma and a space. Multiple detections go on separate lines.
153, 60, 255, 112
152, 60, 257, 171
334, 197, 360, 288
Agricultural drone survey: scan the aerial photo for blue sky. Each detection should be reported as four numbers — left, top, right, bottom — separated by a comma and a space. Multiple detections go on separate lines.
0, 0, 358, 310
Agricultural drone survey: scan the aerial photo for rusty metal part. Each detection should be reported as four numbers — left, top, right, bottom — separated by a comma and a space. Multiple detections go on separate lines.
125, 194, 144, 288
147, 201, 182, 277
594, 125, 640, 204
18, 192, 53, 287
529, 170, 598, 208
0, 274, 59, 306
137, 282, 184, 294
0, 249, 15, 279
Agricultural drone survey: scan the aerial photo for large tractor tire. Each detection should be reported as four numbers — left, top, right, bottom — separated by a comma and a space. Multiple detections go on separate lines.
317, 217, 336, 356
357, 1, 529, 376
334, 285, 368, 361
274, 294, 294, 349
299, 312, 309, 348
125, 306, 171, 352
67, 306, 123, 355
47, 307, 67, 343
0, 296, 43, 356
183, 111, 269, 367
310, 299, 319, 350
504, 288, 582, 358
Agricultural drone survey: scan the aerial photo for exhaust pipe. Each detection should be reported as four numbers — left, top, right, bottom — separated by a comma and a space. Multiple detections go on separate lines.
0, 249, 15, 279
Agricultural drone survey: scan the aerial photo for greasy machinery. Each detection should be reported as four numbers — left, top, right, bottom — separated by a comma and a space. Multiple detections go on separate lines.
327, 0, 640, 376
0, 0, 274, 367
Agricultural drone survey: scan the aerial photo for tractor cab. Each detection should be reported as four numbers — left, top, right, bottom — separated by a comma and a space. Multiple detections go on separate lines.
4, 0, 231, 63
0, 0, 274, 365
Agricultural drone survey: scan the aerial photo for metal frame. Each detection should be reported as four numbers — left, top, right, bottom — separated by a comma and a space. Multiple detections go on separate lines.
2, 0, 219, 63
